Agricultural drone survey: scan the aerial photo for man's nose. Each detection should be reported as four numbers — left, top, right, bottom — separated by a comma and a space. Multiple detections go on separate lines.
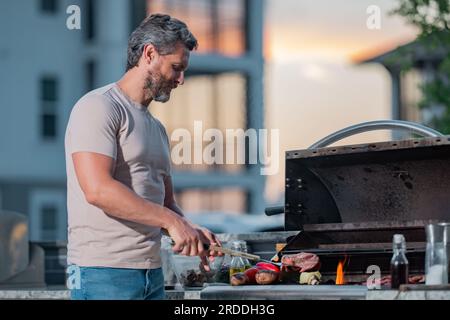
176, 72, 185, 86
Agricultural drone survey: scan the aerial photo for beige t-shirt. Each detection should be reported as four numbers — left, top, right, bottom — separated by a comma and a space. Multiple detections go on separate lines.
65, 83, 171, 269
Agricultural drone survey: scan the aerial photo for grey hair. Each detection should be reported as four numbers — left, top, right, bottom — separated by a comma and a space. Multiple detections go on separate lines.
126, 14, 198, 71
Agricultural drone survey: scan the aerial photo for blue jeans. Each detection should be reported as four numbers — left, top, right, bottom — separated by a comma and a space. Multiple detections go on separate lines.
68, 266, 166, 300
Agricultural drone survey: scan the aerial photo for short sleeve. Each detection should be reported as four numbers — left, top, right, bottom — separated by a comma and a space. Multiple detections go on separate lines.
66, 95, 120, 159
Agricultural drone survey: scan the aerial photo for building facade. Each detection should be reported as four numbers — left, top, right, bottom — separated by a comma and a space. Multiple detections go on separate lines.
0, 0, 266, 242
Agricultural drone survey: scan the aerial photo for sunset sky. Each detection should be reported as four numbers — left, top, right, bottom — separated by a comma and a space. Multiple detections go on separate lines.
264, 0, 418, 202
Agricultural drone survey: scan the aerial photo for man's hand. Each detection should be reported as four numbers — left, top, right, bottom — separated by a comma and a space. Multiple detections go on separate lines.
166, 217, 205, 257
189, 223, 223, 272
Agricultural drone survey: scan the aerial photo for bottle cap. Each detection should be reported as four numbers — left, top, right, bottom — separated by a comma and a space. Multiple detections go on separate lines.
230, 241, 242, 251
393, 234, 405, 244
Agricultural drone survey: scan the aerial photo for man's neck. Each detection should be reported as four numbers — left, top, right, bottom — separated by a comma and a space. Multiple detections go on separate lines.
116, 69, 153, 107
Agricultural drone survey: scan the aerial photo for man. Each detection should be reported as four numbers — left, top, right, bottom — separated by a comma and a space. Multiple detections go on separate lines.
65, 14, 221, 300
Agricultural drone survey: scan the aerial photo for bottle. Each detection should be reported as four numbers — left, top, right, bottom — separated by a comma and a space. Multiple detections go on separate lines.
390, 234, 409, 289
238, 240, 253, 270
425, 223, 449, 285
229, 241, 246, 280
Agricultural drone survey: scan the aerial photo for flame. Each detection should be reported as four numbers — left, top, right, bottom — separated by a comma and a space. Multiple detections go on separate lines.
335, 256, 348, 285
335, 261, 345, 285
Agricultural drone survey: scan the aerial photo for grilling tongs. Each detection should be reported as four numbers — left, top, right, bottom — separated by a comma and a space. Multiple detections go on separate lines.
169, 239, 281, 266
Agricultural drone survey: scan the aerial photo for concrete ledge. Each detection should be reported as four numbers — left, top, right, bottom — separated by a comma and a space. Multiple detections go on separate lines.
367, 289, 450, 300
0, 289, 70, 300
200, 285, 368, 300
3, 287, 449, 300
0, 289, 201, 300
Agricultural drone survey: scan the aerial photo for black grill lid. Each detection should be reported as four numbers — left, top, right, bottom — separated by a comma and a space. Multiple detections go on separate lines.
284, 136, 450, 231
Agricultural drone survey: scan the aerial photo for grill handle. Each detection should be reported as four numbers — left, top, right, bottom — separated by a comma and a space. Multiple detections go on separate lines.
265, 206, 284, 216
309, 120, 444, 149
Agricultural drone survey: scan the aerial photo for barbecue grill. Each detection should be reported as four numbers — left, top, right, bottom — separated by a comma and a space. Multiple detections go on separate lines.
201, 120, 450, 299
271, 120, 450, 284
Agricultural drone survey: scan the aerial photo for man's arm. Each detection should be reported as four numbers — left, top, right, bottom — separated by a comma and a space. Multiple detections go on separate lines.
163, 175, 184, 217
72, 151, 204, 256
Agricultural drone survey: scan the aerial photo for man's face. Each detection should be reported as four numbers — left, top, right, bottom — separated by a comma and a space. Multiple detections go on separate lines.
145, 42, 189, 103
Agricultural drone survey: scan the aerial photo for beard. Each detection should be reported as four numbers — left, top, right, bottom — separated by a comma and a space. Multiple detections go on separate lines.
144, 70, 174, 103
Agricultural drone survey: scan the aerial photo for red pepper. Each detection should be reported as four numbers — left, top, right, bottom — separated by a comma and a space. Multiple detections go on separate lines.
244, 267, 260, 284
256, 262, 280, 273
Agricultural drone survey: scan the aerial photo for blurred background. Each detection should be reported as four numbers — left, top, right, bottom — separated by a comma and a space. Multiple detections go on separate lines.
0, 0, 448, 243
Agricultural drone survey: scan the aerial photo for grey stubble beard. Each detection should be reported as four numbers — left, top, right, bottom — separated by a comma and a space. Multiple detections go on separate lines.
145, 71, 171, 103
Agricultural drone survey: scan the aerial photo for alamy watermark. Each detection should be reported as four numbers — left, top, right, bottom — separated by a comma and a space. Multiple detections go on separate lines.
66, 265, 81, 290
366, 265, 382, 289
170, 121, 279, 176
366, 5, 381, 30
66, 5, 81, 30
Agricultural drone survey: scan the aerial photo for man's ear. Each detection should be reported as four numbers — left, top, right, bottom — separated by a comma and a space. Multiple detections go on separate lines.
142, 44, 157, 65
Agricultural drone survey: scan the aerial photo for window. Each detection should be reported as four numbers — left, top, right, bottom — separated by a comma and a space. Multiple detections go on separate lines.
84, 0, 96, 41
151, 73, 247, 173
38, 203, 58, 241
41, 205, 57, 232
176, 188, 247, 214
29, 189, 67, 242
40, 0, 58, 14
42, 114, 57, 137
40, 76, 59, 140
148, 0, 246, 56
130, 0, 148, 32
41, 77, 58, 101
85, 60, 96, 92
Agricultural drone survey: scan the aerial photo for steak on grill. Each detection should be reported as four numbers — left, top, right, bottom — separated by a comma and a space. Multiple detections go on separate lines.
281, 252, 321, 272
